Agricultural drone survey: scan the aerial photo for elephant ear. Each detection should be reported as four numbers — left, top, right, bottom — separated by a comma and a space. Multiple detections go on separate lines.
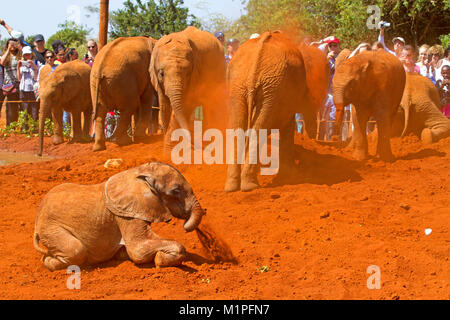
104, 168, 173, 224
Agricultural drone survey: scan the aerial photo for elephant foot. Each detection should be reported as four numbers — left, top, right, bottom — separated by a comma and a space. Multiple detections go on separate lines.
421, 128, 433, 145
93, 141, 106, 152
69, 136, 84, 144
352, 148, 368, 161
224, 177, 240, 193
241, 178, 260, 192
154, 250, 185, 268
52, 135, 64, 146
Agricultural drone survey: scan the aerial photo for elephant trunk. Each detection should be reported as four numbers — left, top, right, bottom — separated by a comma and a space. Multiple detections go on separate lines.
168, 87, 191, 134
332, 88, 346, 139
183, 200, 205, 233
38, 99, 50, 156
401, 102, 410, 138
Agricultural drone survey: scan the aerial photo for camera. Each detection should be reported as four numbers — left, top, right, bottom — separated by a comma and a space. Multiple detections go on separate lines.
85, 53, 89, 60
379, 21, 391, 29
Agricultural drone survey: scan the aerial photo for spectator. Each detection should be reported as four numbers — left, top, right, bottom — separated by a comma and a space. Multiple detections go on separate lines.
399, 45, 420, 74
372, 41, 384, 51
378, 25, 405, 57
0, 35, 4, 117
214, 31, 225, 46
434, 45, 449, 82
349, 42, 371, 59
65, 48, 79, 61
0, 19, 28, 48
437, 65, 450, 117
33, 34, 48, 67
1, 38, 22, 126
225, 39, 240, 64
83, 39, 98, 67
55, 46, 67, 65
326, 37, 341, 91
17, 46, 39, 131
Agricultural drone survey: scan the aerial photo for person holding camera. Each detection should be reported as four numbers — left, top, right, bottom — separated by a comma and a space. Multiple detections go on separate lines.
17, 46, 39, 130
1, 38, 22, 126
378, 22, 405, 58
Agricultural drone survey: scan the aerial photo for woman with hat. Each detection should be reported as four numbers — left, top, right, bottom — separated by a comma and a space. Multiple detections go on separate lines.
17, 46, 39, 130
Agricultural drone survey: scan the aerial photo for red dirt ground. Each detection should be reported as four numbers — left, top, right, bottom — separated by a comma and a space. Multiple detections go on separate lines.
0, 130, 448, 300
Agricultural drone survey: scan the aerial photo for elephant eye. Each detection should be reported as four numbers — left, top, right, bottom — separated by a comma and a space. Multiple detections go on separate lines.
168, 187, 182, 197
158, 69, 164, 79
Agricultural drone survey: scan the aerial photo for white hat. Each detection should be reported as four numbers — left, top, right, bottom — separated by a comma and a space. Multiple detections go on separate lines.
250, 33, 260, 40
11, 30, 24, 41
392, 37, 405, 45
22, 46, 32, 55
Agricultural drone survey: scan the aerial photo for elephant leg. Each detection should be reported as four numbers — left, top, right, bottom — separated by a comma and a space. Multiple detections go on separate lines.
82, 106, 93, 140
41, 229, 88, 271
351, 107, 369, 161
115, 217, 186, 268
278, 117, 295, 175
52, 108, 64, 146
375, 111, 394, 162
424, 124, 450, 144
114, 110, 133, 146
225, 95, 248, 193
93, 105, 107, 152
70, 111, 83, 143
135, 87, 154, 141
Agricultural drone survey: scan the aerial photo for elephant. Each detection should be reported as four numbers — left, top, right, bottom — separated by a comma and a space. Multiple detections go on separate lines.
91, 36, 156, 151
332, 49, 406, 161
38, 60, 92, 156
149, 26, 227, 149
33, 162, 206, 271
298, 44, 331, 138
394, 73, 450, 143
224, 31, 308, 192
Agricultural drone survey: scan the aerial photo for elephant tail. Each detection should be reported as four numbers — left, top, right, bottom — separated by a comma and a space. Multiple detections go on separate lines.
33, 233, 48, 256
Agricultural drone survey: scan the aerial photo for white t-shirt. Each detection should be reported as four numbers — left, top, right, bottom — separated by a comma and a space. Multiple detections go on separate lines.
19, 62, 36, 92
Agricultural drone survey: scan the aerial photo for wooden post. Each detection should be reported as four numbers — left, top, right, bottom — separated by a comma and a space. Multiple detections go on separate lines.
98, 0, 109, 51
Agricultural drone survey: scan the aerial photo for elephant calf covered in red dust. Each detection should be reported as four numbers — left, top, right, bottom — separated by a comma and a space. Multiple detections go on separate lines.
34, 162, 206, 271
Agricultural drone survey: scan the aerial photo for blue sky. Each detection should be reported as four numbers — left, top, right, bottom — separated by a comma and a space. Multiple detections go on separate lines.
0, 0, 245, 41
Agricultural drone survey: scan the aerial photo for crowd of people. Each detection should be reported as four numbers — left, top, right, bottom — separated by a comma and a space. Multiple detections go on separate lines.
0, 17, 449, 143
214, 25, 450, 140
0, 19, 99, 133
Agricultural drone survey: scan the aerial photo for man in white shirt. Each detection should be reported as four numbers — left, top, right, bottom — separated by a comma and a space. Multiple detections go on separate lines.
378, 24, 405, 57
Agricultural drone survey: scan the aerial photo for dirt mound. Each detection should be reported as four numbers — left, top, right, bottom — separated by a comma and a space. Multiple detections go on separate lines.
0, 133, 448, 299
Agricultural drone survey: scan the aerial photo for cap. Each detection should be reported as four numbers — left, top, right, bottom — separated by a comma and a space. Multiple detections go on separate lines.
214, 31, 225, 39
327, 37, 340, 45
11, 30, 24, 42
22, 46, 32, 55
34, 34, 45, 42
250, 33, 260, 40
392, 37, 406, 45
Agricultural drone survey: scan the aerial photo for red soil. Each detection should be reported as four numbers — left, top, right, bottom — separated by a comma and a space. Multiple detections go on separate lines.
0, 132, 448, 300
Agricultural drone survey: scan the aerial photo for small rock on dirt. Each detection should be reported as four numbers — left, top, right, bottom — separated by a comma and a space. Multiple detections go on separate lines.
104, 159, 123, 169
400, 203, 410, 211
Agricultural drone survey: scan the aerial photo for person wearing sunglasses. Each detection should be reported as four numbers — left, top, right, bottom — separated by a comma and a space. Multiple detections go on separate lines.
83, 39, 98, 67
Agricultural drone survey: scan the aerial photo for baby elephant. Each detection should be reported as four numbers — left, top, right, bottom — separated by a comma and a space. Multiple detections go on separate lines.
34, 162, 205, 271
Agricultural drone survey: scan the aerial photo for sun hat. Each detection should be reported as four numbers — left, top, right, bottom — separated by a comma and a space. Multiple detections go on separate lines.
250, 33, 260, 40
22, 46, 32, 55
392, 37, 406, 45
327, 37, 340, 45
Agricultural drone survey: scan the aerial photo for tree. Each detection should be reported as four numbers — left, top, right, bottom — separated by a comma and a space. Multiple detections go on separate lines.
221, 0, 449, 49
110, 0, 201, 39
46, 21, 92, 50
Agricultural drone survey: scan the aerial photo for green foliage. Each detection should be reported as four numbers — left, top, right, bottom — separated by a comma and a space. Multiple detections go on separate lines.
0, 111, 69, 139
110, 0, 201, 40
440, 34, 450, 49
46, 21, 92, 50
215, 0, 449, 50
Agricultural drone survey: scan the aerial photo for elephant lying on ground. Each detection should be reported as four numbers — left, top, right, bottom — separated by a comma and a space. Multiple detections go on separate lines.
225, 31, 308, 192
396, 73, 450, 143
34, 162, 206, 271
150, 26, 227, 149
91, 36, 156, 151
38, 60, 92, 156
332, 49, 406, 161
